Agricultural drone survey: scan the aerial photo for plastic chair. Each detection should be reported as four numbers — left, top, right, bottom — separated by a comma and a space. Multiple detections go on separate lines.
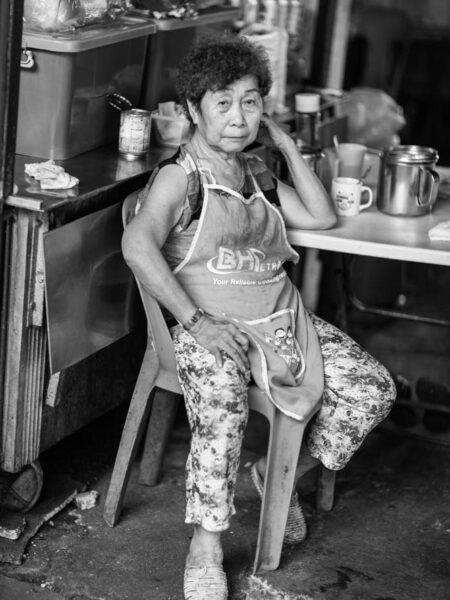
103, 191, 335, 573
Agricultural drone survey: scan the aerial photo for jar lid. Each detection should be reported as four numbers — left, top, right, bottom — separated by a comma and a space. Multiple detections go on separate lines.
386, 145, 439, 164
295, 93, 320, 113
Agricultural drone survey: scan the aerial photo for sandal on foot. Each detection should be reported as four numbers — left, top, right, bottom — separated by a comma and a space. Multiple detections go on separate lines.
184, 564, 228, 600
250, 462, 307, 544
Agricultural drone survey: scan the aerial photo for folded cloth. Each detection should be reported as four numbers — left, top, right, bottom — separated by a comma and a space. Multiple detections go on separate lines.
25, 160, 64, 179
24, 159, 79, 190
40, 172, 79, 190
429, 219, 450, 241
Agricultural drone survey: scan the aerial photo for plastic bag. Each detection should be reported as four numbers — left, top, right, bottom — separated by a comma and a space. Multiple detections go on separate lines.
80, 0, 129, 22
23, 0, 80, 31
342, 87, 406, 149
23, 0, 130, 32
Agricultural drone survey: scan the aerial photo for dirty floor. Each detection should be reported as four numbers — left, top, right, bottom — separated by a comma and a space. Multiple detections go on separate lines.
1, 262, 449, 600
1, 399, 449, 600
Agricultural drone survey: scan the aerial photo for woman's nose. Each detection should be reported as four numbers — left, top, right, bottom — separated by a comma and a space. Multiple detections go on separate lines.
229, 104, 246, 126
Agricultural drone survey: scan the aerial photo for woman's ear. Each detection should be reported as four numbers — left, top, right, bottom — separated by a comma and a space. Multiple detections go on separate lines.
187, 100, 199, 125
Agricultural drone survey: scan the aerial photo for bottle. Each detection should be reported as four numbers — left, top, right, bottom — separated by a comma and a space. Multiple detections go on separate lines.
294, 92, 321, 149
261, 0, 277, 29
277, 0, 289, 29
288, 0, 302, 37
243, 0, 258, 25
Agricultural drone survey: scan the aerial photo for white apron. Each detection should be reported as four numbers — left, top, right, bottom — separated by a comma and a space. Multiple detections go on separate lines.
173, 152, 324, 420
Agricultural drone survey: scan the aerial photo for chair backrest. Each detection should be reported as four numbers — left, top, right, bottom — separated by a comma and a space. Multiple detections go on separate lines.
122, 192, 181, 394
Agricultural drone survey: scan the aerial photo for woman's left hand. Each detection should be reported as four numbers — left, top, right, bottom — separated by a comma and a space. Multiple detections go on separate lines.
255, 113, 296, 154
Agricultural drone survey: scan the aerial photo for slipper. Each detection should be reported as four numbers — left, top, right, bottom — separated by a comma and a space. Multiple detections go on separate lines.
0, 461, 44, 513
251, 462, 307, 544
184, 564, 228, 600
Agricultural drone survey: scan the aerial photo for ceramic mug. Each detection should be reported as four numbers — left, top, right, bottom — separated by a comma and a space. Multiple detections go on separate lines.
334, 143, 367, 179
331, 177, 373, 217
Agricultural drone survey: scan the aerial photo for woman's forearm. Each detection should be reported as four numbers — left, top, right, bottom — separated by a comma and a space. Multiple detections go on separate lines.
279, 138, 336, 225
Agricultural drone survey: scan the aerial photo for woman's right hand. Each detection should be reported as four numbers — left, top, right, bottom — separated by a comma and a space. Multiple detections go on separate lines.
256, 113, 296, 155
188, 314, 250, 373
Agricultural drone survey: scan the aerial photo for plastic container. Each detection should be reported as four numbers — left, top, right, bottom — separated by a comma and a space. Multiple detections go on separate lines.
17, 17, 156, 159
151, 112, 191, 148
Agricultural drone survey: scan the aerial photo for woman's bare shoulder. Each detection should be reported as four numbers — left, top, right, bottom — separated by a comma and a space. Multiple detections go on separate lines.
140, 162, 188, 211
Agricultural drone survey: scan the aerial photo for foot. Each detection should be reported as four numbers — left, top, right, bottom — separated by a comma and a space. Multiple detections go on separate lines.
186, 526, 223, 568
184, 564, 228, 600
251, 462, 307, 544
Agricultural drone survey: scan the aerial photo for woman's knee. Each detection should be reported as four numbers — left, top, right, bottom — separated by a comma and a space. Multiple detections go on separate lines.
195, 381, 250, 440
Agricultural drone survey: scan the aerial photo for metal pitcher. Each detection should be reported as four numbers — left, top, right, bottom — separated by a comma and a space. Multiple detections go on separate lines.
298, 145, 325, 177
270, 145, 324, 181
377, 145, 440, 217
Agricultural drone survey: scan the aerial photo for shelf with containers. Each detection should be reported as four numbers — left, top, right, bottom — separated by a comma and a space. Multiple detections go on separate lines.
1, 142, 178, 473
18, 16, 157, 160
2, 15, 163, 474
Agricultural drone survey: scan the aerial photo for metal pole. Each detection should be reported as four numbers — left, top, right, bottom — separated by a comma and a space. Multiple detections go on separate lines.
0, 1, 24, 398
310, 0, 354, 88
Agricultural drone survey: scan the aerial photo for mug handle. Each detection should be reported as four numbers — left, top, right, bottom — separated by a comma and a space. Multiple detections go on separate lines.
359, 186, 373, 211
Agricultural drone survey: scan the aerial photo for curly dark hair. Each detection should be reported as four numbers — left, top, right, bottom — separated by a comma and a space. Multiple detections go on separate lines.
176, 33, 272, 123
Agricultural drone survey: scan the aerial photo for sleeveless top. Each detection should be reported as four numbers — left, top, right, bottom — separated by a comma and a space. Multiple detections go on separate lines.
136, 145, 281, 270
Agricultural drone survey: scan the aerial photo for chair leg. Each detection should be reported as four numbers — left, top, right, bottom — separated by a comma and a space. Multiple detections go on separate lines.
316, 466, 336, 511
103, 346, 158, 527
253, 411, 306, 573
139, 389, 180, 486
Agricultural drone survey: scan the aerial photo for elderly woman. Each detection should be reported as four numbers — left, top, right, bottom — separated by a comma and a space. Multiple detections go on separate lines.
122, 35, 395, 600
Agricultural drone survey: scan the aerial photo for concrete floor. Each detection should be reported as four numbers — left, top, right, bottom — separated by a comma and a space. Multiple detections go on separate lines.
1, 263, 449, 600
0, 411, 449, 600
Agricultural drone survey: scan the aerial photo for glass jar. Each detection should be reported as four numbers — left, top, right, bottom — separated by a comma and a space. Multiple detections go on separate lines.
294, 92, 321, 148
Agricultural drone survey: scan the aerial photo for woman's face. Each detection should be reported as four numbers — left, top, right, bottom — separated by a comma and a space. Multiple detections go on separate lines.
189, 75, 263, 154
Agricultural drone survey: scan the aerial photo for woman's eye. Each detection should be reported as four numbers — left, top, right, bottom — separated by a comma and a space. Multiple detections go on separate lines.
217, 100, 230, 108
244, 97, 259, 109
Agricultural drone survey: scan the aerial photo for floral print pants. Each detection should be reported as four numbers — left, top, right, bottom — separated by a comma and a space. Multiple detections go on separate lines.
171, 312, 396, 532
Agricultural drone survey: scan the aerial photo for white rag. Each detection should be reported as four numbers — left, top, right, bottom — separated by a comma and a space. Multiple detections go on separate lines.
428, 219, 450, 241
25, 160, 79, 190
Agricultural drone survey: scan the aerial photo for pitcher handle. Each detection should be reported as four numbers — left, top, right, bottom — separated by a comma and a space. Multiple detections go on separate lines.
417, 167, 440, 207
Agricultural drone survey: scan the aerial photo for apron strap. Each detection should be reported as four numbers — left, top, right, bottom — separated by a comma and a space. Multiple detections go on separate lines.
184, 143, 217, 186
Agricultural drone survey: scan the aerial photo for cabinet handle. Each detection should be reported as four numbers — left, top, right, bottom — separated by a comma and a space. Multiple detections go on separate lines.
20, 48, 35, 69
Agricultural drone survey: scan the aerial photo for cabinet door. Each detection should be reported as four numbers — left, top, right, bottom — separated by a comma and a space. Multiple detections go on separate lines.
44, 202, 138, 374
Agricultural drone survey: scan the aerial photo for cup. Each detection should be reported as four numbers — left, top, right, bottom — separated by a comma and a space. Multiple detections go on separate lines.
334, 143, 367, 179
331, 177, 373, 217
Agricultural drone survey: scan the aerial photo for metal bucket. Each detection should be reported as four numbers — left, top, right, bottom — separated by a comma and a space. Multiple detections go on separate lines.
377, 145, 440, 217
